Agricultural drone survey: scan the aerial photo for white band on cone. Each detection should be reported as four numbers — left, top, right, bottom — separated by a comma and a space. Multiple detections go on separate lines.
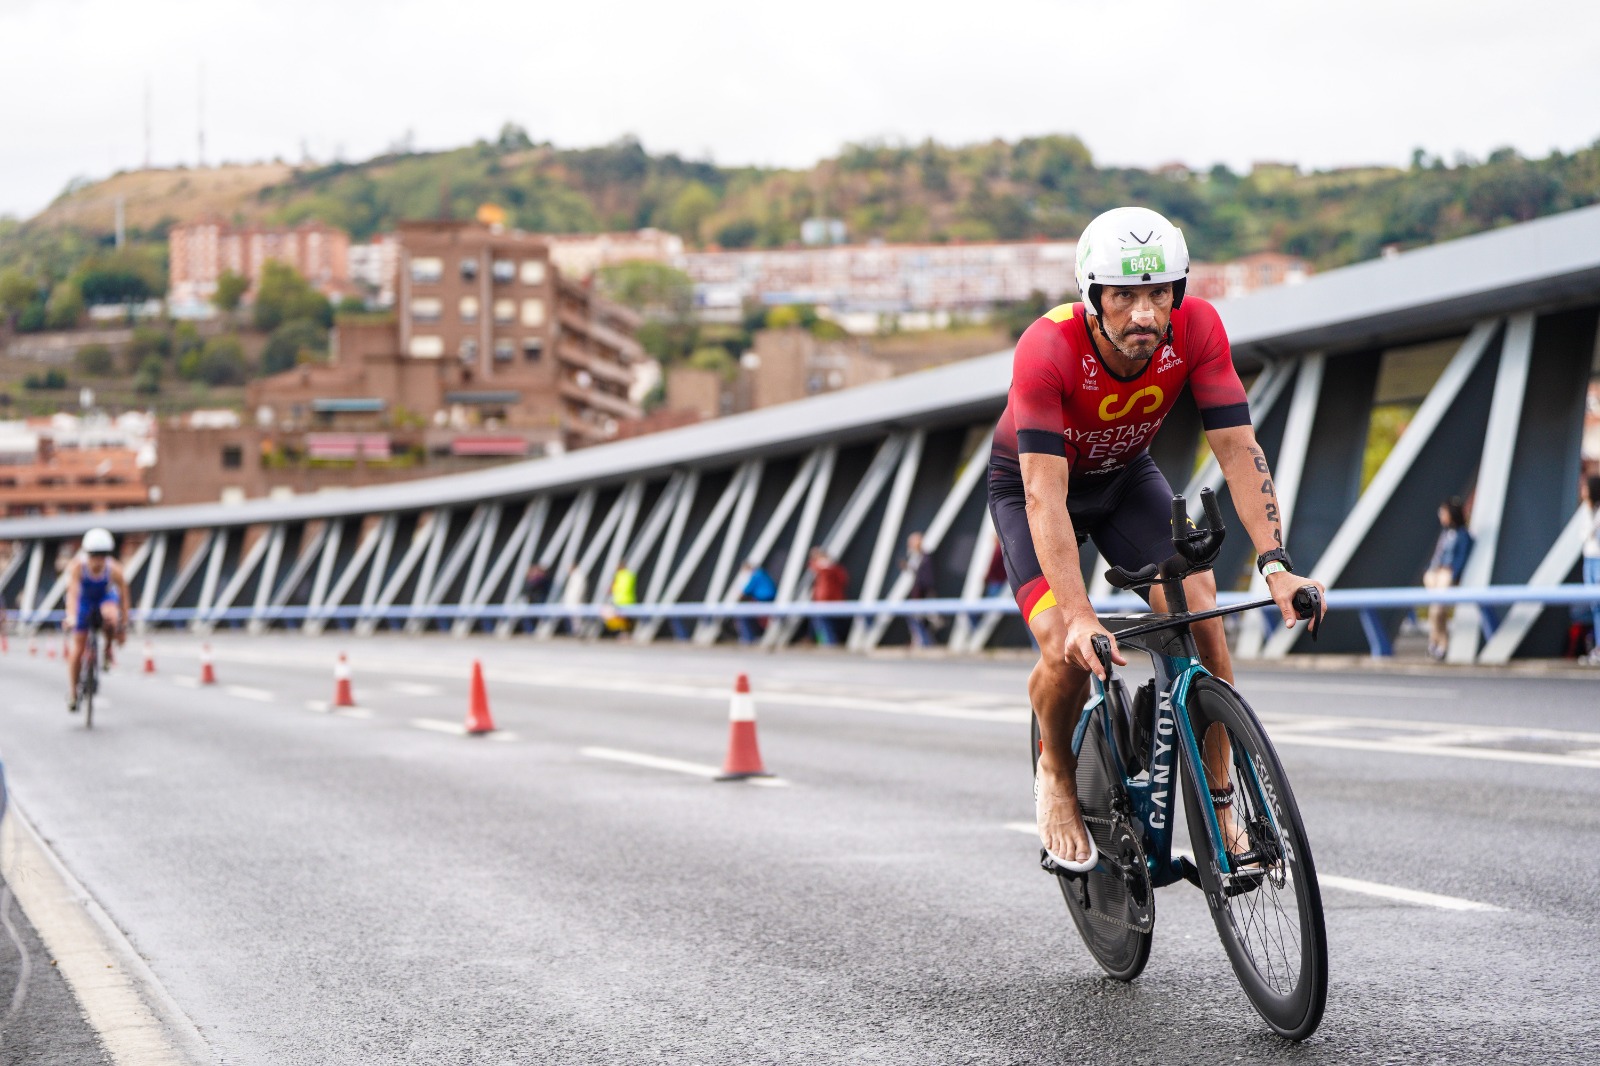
728, 693, 756, 722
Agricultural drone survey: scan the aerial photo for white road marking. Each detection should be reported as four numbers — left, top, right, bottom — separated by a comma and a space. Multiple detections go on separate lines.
1316, 873, 1504, 912
412, 717, 466, 735
306, 699, 373, 718
1, 805, 209, 1064
149, 646, 1600, 770
1244, 679, 1457, 700
388, 681, 441, 697
224, 685, 274, 703
1269, 732, 1600, 771
171, 676, 199, 689
581, 746, 789, 787
410, 717, 517, 741
1003, 824, 1502, 911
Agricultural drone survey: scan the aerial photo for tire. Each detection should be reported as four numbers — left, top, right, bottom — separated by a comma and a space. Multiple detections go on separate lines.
1032, 713, 1154, 982
81, 644, 96, 730
1180, 676, 1327, 1039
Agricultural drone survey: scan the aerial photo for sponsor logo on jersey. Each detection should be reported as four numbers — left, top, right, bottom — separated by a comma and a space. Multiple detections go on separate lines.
1155, 345, 1182, 375
1097, 385, 1164, 422
1080, 354, 1100, 391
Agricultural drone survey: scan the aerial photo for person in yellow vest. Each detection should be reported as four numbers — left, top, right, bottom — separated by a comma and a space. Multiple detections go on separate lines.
605, 562, 638, 634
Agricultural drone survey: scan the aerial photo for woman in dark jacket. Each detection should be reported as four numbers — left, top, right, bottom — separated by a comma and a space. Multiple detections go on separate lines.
1422, 497, 1473, 660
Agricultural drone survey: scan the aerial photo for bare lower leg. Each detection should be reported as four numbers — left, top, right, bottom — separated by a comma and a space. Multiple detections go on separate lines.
66, 634, 83, 700
1029, 611, 1096, 864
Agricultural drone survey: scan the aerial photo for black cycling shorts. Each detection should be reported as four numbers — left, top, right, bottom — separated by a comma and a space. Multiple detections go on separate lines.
987, 451, 1176, 624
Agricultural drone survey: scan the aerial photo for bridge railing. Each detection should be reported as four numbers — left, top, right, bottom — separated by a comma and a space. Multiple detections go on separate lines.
14, 584, 1596, 660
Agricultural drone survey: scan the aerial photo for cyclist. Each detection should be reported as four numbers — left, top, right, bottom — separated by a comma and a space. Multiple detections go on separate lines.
64, 527, 129, 713
988, 207, 1326, 871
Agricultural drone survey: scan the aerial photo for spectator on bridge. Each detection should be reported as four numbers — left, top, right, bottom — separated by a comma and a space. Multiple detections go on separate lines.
522, 564, 551, 604
561, 564, 588, 637
1422, 497, 1473, 660
1582, 475, 1600, 665
901, 531, 940, 647
605, 562, 638, 635
807, 547, 848, 646
734, 559, 776, 644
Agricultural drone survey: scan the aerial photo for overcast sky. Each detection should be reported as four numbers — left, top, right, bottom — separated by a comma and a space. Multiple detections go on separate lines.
2, 0, 1597, 220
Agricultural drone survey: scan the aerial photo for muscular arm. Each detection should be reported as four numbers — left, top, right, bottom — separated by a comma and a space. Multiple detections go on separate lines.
1020, 453, 1093, 624
63, 558, 80, 627
113, 561, 131, 625
1208, 425, 1284, 557
1207, 424, 1325, 627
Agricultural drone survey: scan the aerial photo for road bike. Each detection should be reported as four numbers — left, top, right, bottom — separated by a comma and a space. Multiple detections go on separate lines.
1030, 488, 1328, 1039
73, 617, 107, 730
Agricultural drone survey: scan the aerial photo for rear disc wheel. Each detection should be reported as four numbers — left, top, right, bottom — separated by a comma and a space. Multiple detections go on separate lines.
1032, 714, 1153, 981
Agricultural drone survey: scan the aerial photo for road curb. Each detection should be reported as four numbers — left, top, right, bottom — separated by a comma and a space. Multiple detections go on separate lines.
0, 802, 210, 1066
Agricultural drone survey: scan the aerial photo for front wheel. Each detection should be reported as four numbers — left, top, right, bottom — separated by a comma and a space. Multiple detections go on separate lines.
1180, 677, 1327, 1039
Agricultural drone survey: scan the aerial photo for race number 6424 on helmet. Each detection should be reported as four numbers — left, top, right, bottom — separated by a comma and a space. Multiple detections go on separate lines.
1074, 206, 1191, 315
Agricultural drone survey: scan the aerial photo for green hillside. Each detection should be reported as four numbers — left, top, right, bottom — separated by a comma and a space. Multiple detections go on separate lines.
5, 127, 1599, 311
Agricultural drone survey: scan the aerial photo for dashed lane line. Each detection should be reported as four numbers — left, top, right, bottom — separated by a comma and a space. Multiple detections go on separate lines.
1001, 823, 1502, 912
223, 684, 274, 703
410, 717, 518, 741
581, 745, 789, 787
1315, 873, 1504, 912
305, 700, 375, 718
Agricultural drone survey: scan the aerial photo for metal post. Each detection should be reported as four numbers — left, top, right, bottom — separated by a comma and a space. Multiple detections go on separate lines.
1448, 313, 1534, 663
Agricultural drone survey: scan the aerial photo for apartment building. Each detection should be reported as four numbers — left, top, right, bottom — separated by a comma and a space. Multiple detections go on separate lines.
544, 228, 685, 280
148, 220, 646, 507
168, 220, 351, 311
678, 240, 1081, 323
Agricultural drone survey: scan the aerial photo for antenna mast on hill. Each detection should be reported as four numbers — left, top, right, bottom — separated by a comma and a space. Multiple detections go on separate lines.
197, 63, 206, 167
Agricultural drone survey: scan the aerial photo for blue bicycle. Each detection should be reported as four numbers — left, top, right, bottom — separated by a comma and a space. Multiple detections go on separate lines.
1031, 489, 1328, 1039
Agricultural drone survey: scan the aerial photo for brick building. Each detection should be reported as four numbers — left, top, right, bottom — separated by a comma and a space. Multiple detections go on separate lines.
0, 416, 153, 517
168, 220, 351, 311
154, 221, 644, 506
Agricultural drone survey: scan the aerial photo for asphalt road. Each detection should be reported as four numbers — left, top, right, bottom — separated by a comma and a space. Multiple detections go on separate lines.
1, 634, 1597, 1064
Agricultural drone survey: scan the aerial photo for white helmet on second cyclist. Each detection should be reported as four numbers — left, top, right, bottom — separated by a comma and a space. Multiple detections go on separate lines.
1075, 206, 1191, 316
82, 527, 115, 555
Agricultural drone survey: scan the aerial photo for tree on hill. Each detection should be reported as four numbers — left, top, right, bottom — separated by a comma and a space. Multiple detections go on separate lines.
214, 269, 249, 312
253, 261, 331, 331
260, 319, 328, 375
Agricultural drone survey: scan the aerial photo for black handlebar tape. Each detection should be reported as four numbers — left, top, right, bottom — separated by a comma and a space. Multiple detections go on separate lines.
1200, 487, 1223, 531
1170, 495, 1188, 539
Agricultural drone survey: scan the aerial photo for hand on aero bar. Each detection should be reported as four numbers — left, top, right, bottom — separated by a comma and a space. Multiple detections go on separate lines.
1062, 613, 1126, 681
1265, 569, 1327, 630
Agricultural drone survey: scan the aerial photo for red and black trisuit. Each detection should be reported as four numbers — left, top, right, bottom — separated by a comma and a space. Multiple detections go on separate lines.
987, 298, 1252, 624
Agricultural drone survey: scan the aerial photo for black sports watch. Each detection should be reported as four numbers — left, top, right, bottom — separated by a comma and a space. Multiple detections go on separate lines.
1256, 548, 1294, 575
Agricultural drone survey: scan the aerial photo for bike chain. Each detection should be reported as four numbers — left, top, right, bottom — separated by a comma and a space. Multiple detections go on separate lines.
1074, 813, 1155, 934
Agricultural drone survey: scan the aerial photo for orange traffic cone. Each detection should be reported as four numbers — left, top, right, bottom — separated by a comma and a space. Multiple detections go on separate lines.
716, 674, 771, 780
333, 653, 355, 707
28, 639, 38, 657
143, 641, 156, 674
200, 643, 217, 685
1, 631, 8, 653
464, 659, 495, 735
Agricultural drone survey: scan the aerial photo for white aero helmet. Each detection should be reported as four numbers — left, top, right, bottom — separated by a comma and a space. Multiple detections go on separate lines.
82, 527, 115, 554
1075, 206, 1190, 316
